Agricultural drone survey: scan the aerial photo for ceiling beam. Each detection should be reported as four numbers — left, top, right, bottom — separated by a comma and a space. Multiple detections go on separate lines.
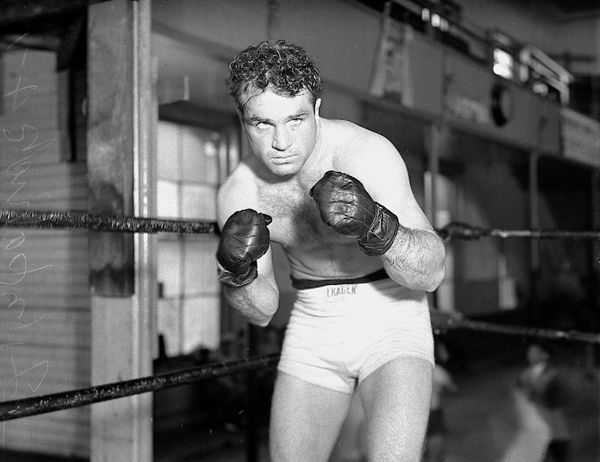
0, 0, 108, 27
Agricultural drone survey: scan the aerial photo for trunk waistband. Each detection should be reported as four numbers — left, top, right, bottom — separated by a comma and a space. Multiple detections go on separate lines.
291, 268, 389, 290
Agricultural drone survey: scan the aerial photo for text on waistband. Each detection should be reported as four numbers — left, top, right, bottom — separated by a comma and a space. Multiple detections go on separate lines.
327, 284, 357, 297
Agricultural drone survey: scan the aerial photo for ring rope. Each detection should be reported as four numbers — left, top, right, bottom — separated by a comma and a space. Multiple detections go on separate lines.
0, 208, 596, 420
0, 354, 280, 422
0, 208, 217, 234
434, 315, 600, 344
0, 318, 597, 422
437, 221, 600, 241
1, 209, 599, 241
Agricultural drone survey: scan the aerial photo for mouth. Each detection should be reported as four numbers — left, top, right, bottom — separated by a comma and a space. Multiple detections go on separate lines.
271, 154, 297, 165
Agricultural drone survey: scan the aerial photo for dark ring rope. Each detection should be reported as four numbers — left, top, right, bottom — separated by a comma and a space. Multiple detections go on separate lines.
0, 208, 595, 420
0, 317, 597, 422
434, 316, 600, 344
0, 209, 599, 241
0, 208, 217, 234
437, 221, 600, 241
0, 354, 280, 422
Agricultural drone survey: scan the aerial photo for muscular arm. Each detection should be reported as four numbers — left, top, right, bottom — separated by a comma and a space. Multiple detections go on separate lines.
217, 172, 279, 327
221, 248, 280, 327
381, 226, 445, 292
338, 133, 446, 292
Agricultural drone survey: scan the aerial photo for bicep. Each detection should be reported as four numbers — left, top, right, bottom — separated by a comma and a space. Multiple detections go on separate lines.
257, 246, 277, 289
217, 183, 241, 229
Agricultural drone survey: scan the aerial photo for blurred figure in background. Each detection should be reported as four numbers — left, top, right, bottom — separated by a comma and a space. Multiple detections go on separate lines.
518, 343, 571, 462
504, 343, 570, 462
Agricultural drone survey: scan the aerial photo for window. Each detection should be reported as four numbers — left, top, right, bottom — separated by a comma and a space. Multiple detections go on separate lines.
493, 48, 514, 80
155, 121, 233, 355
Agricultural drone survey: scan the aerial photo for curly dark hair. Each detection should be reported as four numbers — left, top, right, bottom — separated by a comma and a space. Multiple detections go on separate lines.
226, 40, 322, 112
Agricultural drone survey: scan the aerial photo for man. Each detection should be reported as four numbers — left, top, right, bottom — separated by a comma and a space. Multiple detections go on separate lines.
216, 40, 446, 462
517, 344, 570, 462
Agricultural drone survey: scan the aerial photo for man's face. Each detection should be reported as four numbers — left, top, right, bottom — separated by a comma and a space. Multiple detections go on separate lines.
527, 345, 548, 365
240, 87, 321, 177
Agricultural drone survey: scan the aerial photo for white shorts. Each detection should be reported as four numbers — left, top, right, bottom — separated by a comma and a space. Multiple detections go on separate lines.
278, 277, 434, 394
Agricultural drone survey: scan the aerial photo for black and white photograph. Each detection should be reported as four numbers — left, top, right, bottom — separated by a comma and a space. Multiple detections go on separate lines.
0, 1, 598, 461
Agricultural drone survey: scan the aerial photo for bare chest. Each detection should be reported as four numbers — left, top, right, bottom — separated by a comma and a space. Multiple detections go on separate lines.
258, 182, 343, 249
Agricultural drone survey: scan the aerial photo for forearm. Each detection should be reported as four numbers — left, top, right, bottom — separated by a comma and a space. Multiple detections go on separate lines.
382, 225, 446, 292
223, 276, 279, 327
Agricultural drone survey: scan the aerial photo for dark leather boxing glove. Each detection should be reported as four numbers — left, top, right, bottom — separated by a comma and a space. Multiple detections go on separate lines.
216, 209, 272, 287
310, 170, 399, 256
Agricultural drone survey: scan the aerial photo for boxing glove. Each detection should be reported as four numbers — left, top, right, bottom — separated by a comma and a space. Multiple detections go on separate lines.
216, 209, 272, 287
310, 170, 399, 256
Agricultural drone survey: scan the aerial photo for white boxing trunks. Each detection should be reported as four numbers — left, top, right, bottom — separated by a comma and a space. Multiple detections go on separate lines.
278, 276, 434, 394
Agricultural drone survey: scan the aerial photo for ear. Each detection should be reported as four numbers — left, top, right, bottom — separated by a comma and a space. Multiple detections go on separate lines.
235, 107, 245, 122
314, 98, 322, 118
236, 107, 249, 134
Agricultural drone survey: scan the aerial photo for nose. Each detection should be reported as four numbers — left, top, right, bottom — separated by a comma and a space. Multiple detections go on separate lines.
272, 125, 291, 151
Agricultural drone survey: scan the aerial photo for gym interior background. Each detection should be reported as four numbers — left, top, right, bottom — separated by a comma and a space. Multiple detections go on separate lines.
0, 0, 599, 461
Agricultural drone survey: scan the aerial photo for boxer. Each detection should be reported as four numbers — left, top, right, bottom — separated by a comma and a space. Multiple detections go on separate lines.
217, 40, 446, 462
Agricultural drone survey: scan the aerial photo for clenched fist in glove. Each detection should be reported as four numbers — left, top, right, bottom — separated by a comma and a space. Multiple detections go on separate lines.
217, 209, 272, 287
310, 170, 399, 256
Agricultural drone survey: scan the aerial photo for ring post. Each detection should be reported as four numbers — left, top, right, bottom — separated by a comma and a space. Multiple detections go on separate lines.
87, 1, 153, 460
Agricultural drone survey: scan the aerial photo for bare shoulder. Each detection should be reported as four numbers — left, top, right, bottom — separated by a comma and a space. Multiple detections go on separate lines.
326, 119, 400, 168
325, 119, 405, 179
217, 162, 260, 226
325, 119, 431, 230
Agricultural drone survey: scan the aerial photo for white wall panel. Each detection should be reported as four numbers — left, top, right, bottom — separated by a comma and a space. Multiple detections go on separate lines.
0, 48, 90, 458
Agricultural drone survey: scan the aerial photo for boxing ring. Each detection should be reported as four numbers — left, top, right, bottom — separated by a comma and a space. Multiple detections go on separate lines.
0, 207, 597, 429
